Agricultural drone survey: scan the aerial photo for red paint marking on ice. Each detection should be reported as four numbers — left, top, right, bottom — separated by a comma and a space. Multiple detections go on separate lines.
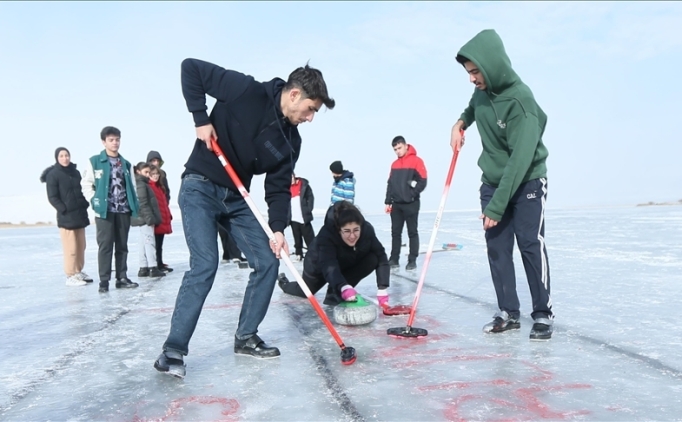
419, 378, 512, 392
440, 379, 592, 421
395, 353, 512, 369
132, 396, 240, 422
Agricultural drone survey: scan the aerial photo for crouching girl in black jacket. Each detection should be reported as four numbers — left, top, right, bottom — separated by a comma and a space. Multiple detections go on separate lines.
278, 201, 391, 307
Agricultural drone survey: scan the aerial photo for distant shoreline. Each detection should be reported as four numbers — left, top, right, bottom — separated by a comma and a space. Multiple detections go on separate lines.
636, 200, 682, 207
0, 222, 54, 229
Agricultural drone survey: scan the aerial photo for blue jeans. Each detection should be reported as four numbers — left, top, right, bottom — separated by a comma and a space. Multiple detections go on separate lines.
163, 174, 279, 355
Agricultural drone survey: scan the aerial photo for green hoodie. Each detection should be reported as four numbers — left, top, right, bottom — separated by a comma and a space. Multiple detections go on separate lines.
457, 29, 549, 221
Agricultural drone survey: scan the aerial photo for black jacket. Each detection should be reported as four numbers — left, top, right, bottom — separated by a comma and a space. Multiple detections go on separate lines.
303, 207, 390, 292
131, 174, 162, 227
180, 58, 301, 233
40, 163, 90, 230
146, 150, 171, 203
288, 177, 315, 225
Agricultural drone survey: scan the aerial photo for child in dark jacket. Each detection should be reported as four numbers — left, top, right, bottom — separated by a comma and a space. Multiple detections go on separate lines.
132, 162, 165, 279
278, 201, 391, 307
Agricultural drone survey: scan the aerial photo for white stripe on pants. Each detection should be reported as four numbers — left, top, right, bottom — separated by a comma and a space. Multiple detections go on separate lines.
139, 225, 156, 268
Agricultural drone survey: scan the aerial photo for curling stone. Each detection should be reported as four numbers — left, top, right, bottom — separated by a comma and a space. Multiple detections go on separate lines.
333, 295, 377, 326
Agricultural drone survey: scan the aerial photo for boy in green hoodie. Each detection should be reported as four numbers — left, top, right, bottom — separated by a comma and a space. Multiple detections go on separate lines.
450, 29, 553, 340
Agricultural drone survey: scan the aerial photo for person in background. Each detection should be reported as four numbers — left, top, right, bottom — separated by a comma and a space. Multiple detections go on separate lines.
131, 162, 166, 279
384, 135, 428, 271
81, 126, 140, 293
149, 164, 173, 272
278, 201, 390, 308
40, 147, 92, 286
329, 160, 355, 205
147, 150, 171, 204
218, 225, 247, 264
288, 173, 315, 261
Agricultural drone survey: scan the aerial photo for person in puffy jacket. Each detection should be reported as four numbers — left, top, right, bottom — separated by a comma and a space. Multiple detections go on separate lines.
278, 201, 391, 307
131, 162, 165, 279
384, 136, 428, 271
149, 164, 173, 272
40, 147, 92, 286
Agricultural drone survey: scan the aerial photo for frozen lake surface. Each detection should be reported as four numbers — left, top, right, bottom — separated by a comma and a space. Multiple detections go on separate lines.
1, 204, 681, 421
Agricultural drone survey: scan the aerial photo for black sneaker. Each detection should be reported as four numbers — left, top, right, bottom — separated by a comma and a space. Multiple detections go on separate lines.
138, 267, 150, 278
529, 318, 554, 341
277, 273, 289, 291
149, 267, 167, 278
161, 264, 174, 273
154, 350, 186, 378
234, 334, 280, 359
405, 260, 417, 270
388, 259, 400, 269
115, 278, 139, 289
98, 283, 109, 293
483, 311, 520, 333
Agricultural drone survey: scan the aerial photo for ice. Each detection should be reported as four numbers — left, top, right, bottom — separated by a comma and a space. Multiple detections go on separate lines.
1, 205, 682, 420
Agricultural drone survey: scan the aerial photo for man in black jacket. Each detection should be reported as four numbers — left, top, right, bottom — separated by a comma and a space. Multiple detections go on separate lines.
288, 173, 315, 261
155, 58, 335, 378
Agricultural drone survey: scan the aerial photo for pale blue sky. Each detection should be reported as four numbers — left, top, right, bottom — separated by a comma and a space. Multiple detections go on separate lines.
1, 1, 681, 223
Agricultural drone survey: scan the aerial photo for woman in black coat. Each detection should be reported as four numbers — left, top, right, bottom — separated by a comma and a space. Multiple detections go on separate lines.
40, 147, 92, 286
278, 201, 391, 307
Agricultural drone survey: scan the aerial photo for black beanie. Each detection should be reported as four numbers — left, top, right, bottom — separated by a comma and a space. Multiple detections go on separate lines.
329, 160, 344, 174
55, 147, 70, 163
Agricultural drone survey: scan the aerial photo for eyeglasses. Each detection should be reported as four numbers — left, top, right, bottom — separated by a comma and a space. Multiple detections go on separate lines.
340, 227, 361, 237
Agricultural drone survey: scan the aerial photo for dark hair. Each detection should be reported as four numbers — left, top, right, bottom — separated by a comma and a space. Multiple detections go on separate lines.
54, 147, 70, 162
100, 126, 121, 140
455, 54, 470, 65
148, 164, 159, 174
285, 63, 335, 110
391, 136, 406, 147
333, 201, 364, 230
134, 162, 150, 173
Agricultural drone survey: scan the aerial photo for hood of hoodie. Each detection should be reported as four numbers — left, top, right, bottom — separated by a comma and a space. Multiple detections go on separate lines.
457, 29, 520, 95
400, 144, 418, 160
146, 151, 164, 167
40, 162, 78, 183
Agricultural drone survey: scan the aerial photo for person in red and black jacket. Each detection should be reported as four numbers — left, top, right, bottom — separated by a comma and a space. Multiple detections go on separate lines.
287, 173, 315, 261
384, 136, 428, 270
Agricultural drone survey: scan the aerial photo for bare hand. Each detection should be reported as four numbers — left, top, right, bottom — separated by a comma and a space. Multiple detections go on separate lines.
269, 231, 289, 258
479, 214, 499, 230
385, 204, 392, 214
450, 125, 465, 152
196, 124, 217, 151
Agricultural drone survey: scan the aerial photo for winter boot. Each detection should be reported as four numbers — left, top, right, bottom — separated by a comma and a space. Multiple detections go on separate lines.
98, 282, 109, 293
529, 317, 554, 341
161, 263, 173, 272
115, 278, 139, 289
154, 350, 186, 378
405, 260, 417, 270
388, 259, 400, 269
234, 334, 280, 359
138, 267, 150, 278
149, 267, 167, 278
277, 273, 290, 291
483, 311, 520, 333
